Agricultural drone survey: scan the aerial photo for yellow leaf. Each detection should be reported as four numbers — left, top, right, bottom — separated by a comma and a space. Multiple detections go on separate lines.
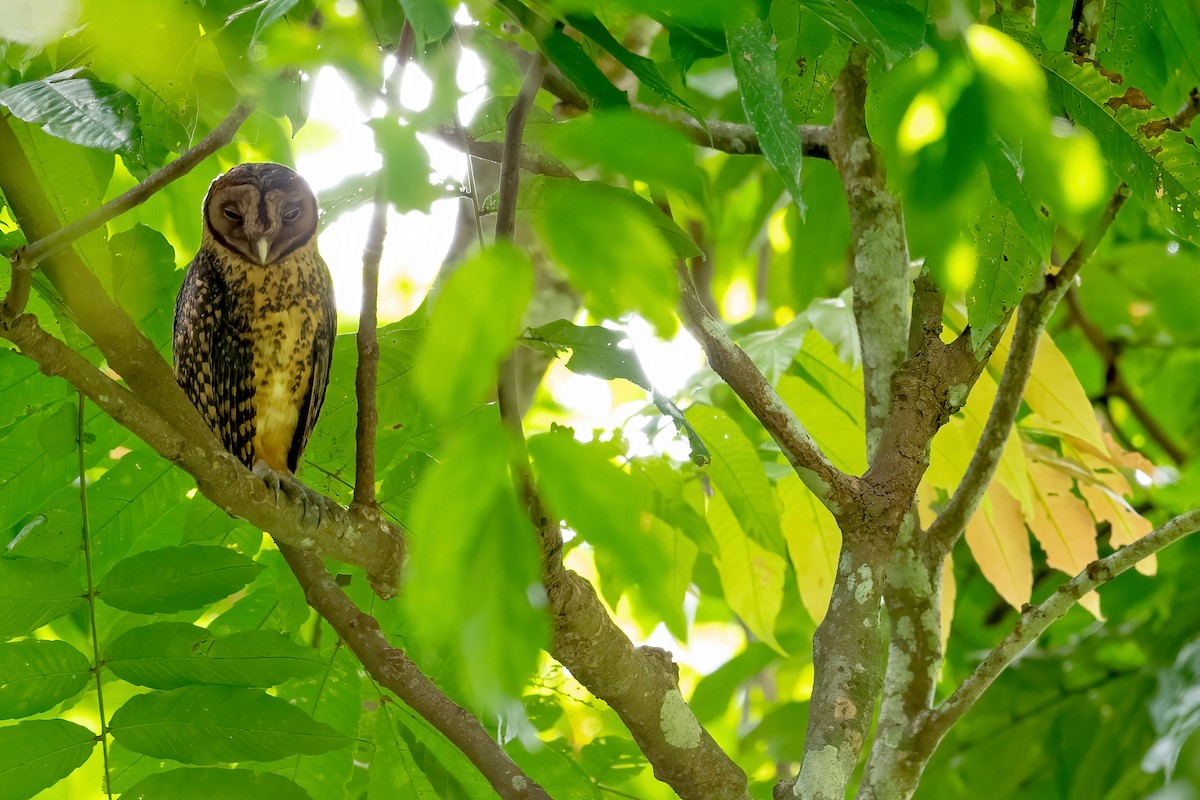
1078, 481, 1156, 576
925, 367, 1035, 516
965, 484, 1033, 609
778, 475, 841, 624
941, 552, 956, 657
1017, 332, 1106, 451
1028, 459, 1099, 590
708, 489, 786, 652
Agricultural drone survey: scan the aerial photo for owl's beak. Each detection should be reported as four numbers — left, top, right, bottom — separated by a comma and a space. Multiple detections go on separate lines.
255, 238, 270, 264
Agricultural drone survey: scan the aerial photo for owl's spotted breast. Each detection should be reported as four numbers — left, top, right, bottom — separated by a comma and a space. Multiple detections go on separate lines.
173, 162, 335, 478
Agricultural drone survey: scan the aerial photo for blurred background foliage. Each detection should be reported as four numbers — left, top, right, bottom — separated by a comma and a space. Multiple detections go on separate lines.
1, 0, 1199, 798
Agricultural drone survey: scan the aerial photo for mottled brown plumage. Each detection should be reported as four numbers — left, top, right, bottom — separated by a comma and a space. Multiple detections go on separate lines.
173, 163, 335, 480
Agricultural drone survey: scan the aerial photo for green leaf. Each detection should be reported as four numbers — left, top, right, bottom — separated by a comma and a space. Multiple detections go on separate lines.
252, 0, 301, 44
96, 546, 264, 614
0, 719, 96, 800
534, 180, 682, 336
0, 640, 91, 719
368, 120, 444, 214
122, 767, 312, 800
413, 243, 534, 419
707, 489, 786, 651
398, 0, 454, 49
684, 406, 784, 552
983, 142, 1054, 261
369, 701, 494, 799
967, 195, 1041, 351
727, 17, 806, 214
629, 458, 718, 554
529, 431, 680, 625
0, 70, 140, 154
1043, 51, 1200, 244
798, 0, 923, 64
273, 646, 362, 798
547, 111, 706, 202
652, 390, 713, 466
540, 25, 631, 108
37, 401, 78, 458
689, 641, 777, 722
317, 172, 377, 230
405, 415, 547, 708
565, 13, 697, 113
0, 558, 85, 640
109, 686, 351, 764
107, 225, 178, 347
521, 319, 651, 389
104, 623, 325, 689
779, 474, 842, 624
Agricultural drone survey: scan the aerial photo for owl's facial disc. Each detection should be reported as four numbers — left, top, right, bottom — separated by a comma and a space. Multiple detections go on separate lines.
203, 164, 319, 267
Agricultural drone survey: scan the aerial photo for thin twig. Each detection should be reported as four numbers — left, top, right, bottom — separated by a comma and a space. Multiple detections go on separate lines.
278, 544, 550, 800
19, 102, 254, 269
677, 260, 850, 510
1064, 288, 1188, 464
352, 24, 412, 507
77, 392, 112, 800
920, 508, 1200, 748
432, 127, 577, 179
496, 55, 547, 242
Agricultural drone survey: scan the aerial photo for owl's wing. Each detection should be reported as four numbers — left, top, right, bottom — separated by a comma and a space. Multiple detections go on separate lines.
287, 256, 337, 473
173, 250, 257, 468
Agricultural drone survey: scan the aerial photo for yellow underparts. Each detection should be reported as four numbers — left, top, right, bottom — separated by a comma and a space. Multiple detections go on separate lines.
251, 307, 311, 472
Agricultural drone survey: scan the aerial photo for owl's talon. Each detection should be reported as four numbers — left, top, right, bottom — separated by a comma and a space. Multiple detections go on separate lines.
252, 459, 283, 507
253, 460, 324, 528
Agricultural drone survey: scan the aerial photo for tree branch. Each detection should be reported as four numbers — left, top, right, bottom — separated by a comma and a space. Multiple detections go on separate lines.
920, 508, 1200, 749
29, 102, 254, 259
677, 266, 852, 511
489, 47, 751, 800
432, 127, 578, 179
277, 545, 550, 800
828, 46, 911, 460
353, 25, 413, 508
0, 311, 404, 591
642, 105, 832, 160
1065, 288, 1189, 464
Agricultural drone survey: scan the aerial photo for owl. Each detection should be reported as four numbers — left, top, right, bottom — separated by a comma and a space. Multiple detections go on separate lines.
173, 163, 336, 509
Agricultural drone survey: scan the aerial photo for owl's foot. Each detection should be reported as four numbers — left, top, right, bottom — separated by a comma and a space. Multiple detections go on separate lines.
252, 460, 329, 528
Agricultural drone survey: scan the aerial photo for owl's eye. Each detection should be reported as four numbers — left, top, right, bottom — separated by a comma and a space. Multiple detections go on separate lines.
282, 207, 302, 223
223, 208, 243, 223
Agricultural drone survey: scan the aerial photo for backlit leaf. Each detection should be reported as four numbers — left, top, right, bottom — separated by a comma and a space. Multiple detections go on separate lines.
0, 558, 84, 640
122, 767, 312, 800
0, 719, 95, 800
109, 686, 351, 764
413, 244, 534, 419
685, 405, 784, 552
0, 640, 91, 719
778, 474, 840, 624
97, 545, 264, 614
964, 484, 1033, 609
1027, 460, 1101, 617
707, 489, 785, 652
104, 623, 325, 689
